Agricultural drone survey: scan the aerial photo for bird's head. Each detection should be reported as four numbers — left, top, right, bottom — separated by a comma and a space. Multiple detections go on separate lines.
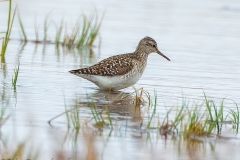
137, 36, 170, 61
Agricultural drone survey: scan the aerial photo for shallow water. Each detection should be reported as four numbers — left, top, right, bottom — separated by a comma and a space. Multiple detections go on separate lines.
0, 0, 240, 159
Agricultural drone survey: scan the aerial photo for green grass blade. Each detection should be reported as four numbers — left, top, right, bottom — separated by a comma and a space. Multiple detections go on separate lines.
204, 92, 214, 122
18, 11, 27, 42
43, 11, 52, 42
12, 64, 20, 91
147, 90, 157, 128
1, 0, 16, 58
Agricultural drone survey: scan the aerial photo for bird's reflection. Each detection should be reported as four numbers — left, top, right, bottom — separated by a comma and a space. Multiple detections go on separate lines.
77, 89, 144, 126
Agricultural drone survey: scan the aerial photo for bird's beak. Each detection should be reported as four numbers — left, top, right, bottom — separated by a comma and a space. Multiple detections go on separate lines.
157, 50, 170, 61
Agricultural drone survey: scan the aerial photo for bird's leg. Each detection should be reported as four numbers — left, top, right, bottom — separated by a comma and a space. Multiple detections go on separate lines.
104, 88, 113, 101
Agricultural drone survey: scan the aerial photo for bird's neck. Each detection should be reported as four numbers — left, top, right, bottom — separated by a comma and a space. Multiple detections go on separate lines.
133, 47, 149, 61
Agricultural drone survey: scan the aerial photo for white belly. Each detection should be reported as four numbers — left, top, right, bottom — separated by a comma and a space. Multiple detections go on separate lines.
77, 61, 147, 90
79, 73, 143, 90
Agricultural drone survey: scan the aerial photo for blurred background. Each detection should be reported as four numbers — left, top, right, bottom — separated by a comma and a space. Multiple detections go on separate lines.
0, 0, 240, 159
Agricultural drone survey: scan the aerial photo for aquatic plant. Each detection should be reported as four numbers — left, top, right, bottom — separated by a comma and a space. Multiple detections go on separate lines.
88, 100, 106, 128
48, 95, 81, 130
131, 87, 151, 108
12, 64, 20, 91
64, 96, 81, 129
54, 19, 63, 48
43, 12, 52, 42
158, 92, 239, 137
34, 16, 39, 43
16, 10, 103, 49
1, 0, 17, 62
0, 91, 10, 126
18, 11, 27, 42
69, 101, 81, 129
0, 140, 40, 160
147, 90, 157, 128
76, 13, 104, 47
204, 92, 224, 135
48, 88, 240, 137
227, 102, 239, 134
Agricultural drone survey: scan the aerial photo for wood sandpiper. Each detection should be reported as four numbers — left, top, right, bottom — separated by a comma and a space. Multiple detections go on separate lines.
69, 36, 170, 91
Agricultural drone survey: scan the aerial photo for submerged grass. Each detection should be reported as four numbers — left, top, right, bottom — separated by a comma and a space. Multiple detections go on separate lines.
16, 11, 103, 49
43, 12, 52, 42
142, 90, 240, 137
172, 98, 187, 132
91, 91, 239, 136
77, 13, 103, 47
147, 90, 157, 128
34, 16, 39, 43
18, 11, 27, 42
38, 89, 240, 158
204, 92, 225, 135
48, 94, 81, 130
159, 93, 240, 137
0, 140, 40, 160
228, 102, 239, 134
184, 104, 207, 136
1, 0, 17, 62
132, 87, 151, 108
88, 101, 102, 126
12, 64, 20, 91
49, 97, 112, 129
48, 89, 240, 138
2, 5, 103, 56
61, 13, 104, 48
55, 19, 63, 48
64, 98, 81, 129
71, 102, 81, 129
0, 86, 10, 126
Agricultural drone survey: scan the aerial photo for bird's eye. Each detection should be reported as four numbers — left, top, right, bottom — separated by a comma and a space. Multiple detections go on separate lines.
153, 45, 156, 48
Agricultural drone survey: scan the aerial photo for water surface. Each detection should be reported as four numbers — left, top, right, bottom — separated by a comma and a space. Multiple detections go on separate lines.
0, 0, 240, 159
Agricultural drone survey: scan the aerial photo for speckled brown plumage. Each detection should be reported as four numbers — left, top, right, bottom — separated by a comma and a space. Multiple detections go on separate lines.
69, 53, 135, 76
69, 36, 170, 90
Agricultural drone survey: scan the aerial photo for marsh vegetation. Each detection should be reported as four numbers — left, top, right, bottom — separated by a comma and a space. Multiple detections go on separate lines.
1, 0, 240, 159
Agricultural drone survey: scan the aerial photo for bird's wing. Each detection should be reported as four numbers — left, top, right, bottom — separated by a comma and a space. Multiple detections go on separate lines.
69, 53, 134, 76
